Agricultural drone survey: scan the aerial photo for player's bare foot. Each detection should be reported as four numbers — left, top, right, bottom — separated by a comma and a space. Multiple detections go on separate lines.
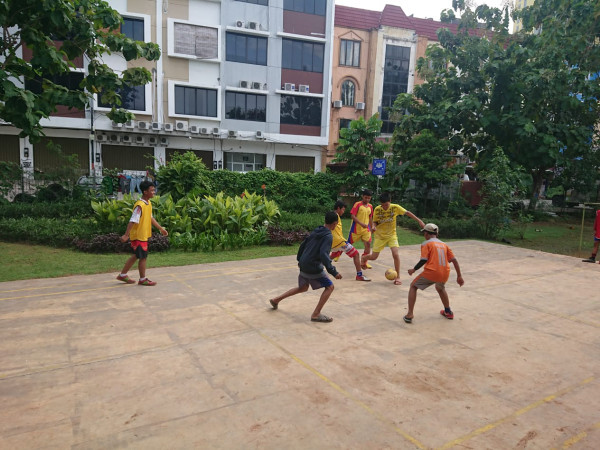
394, 278, 402, 285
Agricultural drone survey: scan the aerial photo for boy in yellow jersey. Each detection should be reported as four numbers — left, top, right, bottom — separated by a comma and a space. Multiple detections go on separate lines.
348, 189, 375, 268
330, 200, 371, 281
117, 181, 168, 286
404, 223, 464, 324
361, 192, 424, 285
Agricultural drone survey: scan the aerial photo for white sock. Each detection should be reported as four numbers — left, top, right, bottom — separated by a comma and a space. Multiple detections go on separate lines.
120, 273, 127, 277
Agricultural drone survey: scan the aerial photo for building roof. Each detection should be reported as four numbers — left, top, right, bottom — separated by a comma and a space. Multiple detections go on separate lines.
334, 5, 382, 30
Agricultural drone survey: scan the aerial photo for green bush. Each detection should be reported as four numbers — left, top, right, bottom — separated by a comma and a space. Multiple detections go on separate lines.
0, 217, 94, 246
0, 200, 92, 219
155, 151, 212, 201
170, 229, 267, 251
73, 232, 169, 253
277, 211, 323, 231
398, 216, 484, 239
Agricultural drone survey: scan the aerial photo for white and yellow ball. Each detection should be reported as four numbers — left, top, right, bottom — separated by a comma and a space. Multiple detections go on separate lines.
385, 269, 397, 280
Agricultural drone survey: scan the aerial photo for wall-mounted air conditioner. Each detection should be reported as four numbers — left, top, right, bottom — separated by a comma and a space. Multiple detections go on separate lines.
298, 84, 310, 93
138, 121, 149, 130
262, 83, 268, 91
247, 22, 258, 30
190, 125, 199, 134
200, 127, 209, 135
212, 127, 220, 136
151, 122, 161, 131
163, 123, 174, 132
135, 136, 145, 144
236, 20, 244, 28
284, 83, 295, 91
96, 134, 107, 142
111, 121, 123, 128
109, 134, 119, 142
121, 135, 132, 144
240, 80, 251, 89
175, 120, 189, 131
125, 120, 135, 129
356, 102, 366, 110
251, 81, 262, 90
228, 130, 238, 138
333, 100, 343, 108
256, 131, 265, 139
148, 136, 158, 146
159, 137, 169, 146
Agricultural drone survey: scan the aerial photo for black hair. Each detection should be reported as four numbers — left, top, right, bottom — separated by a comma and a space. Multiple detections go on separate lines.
362, 189, 373, 196
325, 210, 339, 225
379, 192, 391, 203
140, 180, 154, 194
334, 200, 346, 210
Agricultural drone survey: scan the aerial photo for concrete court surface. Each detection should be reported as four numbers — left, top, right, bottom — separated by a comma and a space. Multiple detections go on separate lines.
0, 240, 599, 449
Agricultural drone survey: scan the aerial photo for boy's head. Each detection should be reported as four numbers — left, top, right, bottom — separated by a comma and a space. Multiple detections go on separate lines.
379, 192, 391, 209
334, 200, 346, 214
421, 223, 439, 238
324, 210, 339, 230
140, 181, 155, 197
361, 189, 373, 203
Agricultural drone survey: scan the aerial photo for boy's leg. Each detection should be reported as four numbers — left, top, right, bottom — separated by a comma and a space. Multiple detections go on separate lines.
120, 254, 137, 276
361, 251, 379, 269
406, 284, 418, 319
436, 284, 454, 319
138, 258, 147, 279
311, 285, 334, 319
391, 246, 402, 284
270, 284, 309, 306
582, 239, 599, 262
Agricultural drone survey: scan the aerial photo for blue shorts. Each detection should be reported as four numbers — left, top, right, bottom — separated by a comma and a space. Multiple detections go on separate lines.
298, 273, 333, 290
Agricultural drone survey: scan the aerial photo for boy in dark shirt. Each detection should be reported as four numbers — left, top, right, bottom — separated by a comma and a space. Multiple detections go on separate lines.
269, 211, 342, 323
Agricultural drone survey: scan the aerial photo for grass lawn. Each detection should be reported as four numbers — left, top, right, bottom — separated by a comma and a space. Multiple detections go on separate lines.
1, 215, 594, 282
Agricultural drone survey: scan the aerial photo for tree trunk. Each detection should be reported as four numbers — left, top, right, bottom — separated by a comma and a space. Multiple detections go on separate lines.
528, 170, 545, 211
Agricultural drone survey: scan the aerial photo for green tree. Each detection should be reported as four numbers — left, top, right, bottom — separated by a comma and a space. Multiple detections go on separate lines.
392, 0, 600, 210
0, 0, 161, 141
333, 114, 389, 194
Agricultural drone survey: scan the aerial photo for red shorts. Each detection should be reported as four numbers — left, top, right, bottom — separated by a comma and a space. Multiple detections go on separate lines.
131, 240, 149, 259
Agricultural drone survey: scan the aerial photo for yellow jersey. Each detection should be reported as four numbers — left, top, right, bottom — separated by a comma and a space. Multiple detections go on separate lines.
373, 204, 406, 239
130, 199, 153, 242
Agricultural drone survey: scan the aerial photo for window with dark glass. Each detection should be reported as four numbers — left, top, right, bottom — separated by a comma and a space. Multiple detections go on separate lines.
236, 0, 268, 5
226, 92, 267, 121
226, 152, 266, 172
282, 39, 324, 73
226, 32, 268, 65
174, 23, 218, 59
283, 0, 326, 16
175, 86, 218, 117
381, 45, 411, 134
25, 72, 84, 96
341, 80, 355, 106
98, 84, 146, 111
340, 40, 360, 67
122, 17, 145, 41
280, 95, 322, 126
339, 118, 352, 138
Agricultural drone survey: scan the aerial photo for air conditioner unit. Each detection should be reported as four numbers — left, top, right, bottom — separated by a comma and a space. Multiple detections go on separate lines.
240, 80, 251, 89
111, 121, 123, 128
236, 20, 245, 28
262, 83, 268, 91
96, 134, 107, 142
284, 83, 295, 91
138, 121, 149, 130
247, 22, 258, 30
212, 127, 220, 136
299, 84, 310, 93
356, 102, 366, 110
228, 130, 238, 138
333, 100, 343, 108
200, 127, 209, 135
190, 125, 200, 134
125, 120, 135, 129
135, 135, 145, 144
121, 135, 132, 144
175, 120, 189, 131
163, 123, 174, 132
148, 136, 158, 146
256, 130, 265, 139
251, 81, 262, 90
159, 137, 169, 146
109, 134, 119, 142
151, 122, 161, 131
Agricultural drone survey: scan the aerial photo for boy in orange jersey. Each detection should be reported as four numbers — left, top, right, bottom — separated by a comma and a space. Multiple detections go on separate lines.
348, 189, 375, 269
117, 181, 168, 286
330, 200, 371, 281
361, 192, 424, 285
404, 223, 464, 323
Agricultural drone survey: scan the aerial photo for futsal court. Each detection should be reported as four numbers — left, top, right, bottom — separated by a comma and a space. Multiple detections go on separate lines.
0, 240, 598, 449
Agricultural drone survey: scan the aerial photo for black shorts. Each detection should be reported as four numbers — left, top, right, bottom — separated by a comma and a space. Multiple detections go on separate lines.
131, 240, 149, 259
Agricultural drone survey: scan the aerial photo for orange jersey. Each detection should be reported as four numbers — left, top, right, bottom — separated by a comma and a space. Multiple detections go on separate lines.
420, 238, 455, 283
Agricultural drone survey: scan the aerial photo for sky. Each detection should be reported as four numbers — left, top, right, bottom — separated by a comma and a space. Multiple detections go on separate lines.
335, 0, 511, 21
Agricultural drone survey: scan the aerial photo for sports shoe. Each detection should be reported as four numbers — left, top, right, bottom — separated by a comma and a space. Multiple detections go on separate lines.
356, 275, 371, 281
582, 257, 596, 263
440, 310, 454, 320
116, 274, 135, 284
138, 279, 157, 286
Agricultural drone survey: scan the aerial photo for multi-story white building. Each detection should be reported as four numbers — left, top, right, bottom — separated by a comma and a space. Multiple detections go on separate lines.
0, 0, 335, 179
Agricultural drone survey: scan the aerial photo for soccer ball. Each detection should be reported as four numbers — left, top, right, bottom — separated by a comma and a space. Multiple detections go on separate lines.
385, 269, 397, 280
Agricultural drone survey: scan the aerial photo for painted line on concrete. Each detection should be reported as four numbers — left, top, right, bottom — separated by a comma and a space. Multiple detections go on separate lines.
552, 421, 600, 449
439, 377, 595, 449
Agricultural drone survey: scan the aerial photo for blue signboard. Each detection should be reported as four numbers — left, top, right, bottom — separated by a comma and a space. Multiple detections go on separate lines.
372, 159, 386, 176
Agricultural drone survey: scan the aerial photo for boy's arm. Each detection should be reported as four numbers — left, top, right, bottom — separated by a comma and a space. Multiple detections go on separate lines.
320, 235, 341, 278
405, 211, 425, 229
407, 258, 427, 276
120, 222, 135, 243
120, 205, 140, 242
450, 257, 464, 286
151, 217, 168, 236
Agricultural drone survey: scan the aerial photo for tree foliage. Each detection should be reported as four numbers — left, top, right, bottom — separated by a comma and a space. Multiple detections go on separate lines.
0, 0, 161, 141
391, 0, 600, 209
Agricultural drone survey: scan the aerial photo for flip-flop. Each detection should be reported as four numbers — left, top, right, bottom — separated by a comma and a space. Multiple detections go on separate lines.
311, 314, 333, 323
269, 299, 278, 310
403, 315, 413, 324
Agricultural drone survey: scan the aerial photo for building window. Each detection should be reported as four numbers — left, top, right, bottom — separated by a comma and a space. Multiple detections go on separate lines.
225, 92, 267, 121
282, 39, 324, 73
25, 72, 84, 95
341, 80, 355, 106
340, 40, 360, 67
283, 0, 326, 16
236, 0, 268, 4
381, 45, 411, 134
339, 118, 352, 138
226, 32, 268, 65
174, 85, 217, 117
280, 95, 322, 126
98, 84, 146, 111
226, 152, 266, 172
174, 23, 218, 59
122, 17, 145, 41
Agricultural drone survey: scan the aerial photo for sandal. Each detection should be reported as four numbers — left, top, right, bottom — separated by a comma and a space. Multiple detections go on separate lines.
269, 299, 278, 310
403, 315, 413, 324
311, 314, 333, 323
